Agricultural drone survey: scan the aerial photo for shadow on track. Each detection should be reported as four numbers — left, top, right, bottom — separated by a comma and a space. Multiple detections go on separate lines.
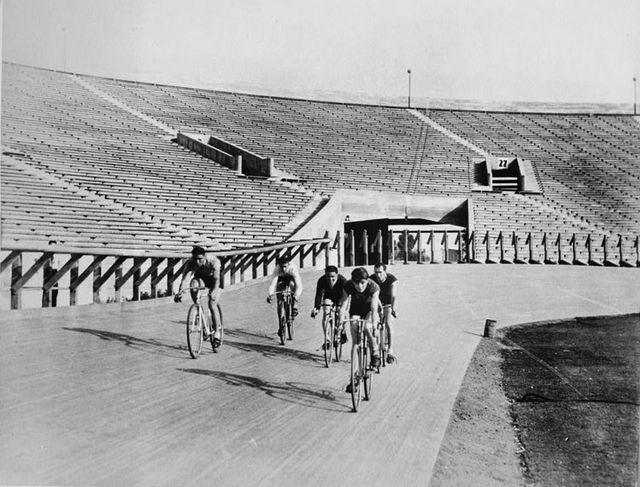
179, 368, 349, 412
224, 329, 325, 368
64, 327, 187, 358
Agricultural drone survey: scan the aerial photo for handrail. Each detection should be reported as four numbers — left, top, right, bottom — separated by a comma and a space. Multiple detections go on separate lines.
0, 237, 331, 259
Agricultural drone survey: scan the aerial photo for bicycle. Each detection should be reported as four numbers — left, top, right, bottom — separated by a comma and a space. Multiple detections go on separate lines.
348, 316, 374, 412
178, 286, 224, 359
319, 302, 344, 367
271, 289, 295, 346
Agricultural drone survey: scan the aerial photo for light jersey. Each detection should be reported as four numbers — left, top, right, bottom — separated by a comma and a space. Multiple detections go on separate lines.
268, 264, 302, 298
343, 279, 380, 317
184, 254, 221, 287
369, 273, 397, 306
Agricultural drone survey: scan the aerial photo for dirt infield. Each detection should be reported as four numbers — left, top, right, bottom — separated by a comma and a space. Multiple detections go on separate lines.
432, 313, 639, 487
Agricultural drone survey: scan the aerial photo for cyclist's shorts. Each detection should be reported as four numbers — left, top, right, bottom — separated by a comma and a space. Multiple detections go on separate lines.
191, 277, 218, 294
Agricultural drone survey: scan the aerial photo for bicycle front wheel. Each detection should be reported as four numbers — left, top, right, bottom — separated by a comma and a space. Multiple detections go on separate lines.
363, 338, 372, 400
323, 314, 334, 367
186, 305, 203, 359
350, 343, 363, 412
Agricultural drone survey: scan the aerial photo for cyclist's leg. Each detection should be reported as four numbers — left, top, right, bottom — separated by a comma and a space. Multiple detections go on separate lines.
290, 282, 299, 317
384, 305, 395, 357
363, 312, 380, 367
208, 288, 222, 339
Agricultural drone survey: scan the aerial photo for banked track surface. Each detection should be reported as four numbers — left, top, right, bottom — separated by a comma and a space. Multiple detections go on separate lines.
1, 265, 639, 486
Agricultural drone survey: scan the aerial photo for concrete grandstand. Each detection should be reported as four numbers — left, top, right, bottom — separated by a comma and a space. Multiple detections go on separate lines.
1, 62, 639, 309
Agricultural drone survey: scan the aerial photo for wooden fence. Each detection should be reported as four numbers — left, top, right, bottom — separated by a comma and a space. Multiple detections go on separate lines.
1, 236, 332, 310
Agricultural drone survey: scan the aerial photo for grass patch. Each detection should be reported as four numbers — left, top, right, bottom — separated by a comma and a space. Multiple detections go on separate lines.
501, 314, 639, 486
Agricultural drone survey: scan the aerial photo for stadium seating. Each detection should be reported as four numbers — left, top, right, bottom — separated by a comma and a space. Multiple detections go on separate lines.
2, 62, 638, 259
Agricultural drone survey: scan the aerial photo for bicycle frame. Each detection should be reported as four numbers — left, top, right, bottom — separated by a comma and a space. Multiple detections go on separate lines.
348, 316, 374, 412
274, 289, 294, 345
183, 286, 223, 358
321, 302, 339, 367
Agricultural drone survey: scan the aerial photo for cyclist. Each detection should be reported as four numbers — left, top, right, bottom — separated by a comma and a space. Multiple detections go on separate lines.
266, 256, 303, 336
174, 246, 223, 351
339, 267, 381, 393
310, 265, 348, 348
369, 262, 398, 363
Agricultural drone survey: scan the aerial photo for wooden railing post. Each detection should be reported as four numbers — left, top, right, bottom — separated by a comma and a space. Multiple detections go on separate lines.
10, 253, 23, 310
429, 230, 435, 264
417, 230, 423, 264
376, 229, 383, 264
403, 229, 409, 264
363, 230, 369, 266
484, 231, 497, 264
349, 230, 355, 267
388, 230, 395, 265
602, 235, 618, 267
618, 235, 633, 267
543, 233, 555, 264
443, 230, 450, 264
570, 234, 585, 265
93, 263, 102, 304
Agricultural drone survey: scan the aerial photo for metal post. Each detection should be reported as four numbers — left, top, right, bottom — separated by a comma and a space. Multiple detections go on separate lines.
363, 229, 369, 266
407, 69, 412, 108
403, 229, 409, 264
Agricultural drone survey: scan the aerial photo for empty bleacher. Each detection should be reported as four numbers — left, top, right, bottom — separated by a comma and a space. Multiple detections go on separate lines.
426, 109, 640, 236
2, 62, 639, 259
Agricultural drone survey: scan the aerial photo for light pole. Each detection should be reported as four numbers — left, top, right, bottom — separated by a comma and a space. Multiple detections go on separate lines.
62, 27, 67, 71
407, 69, 412, 108
634, 77, 637, 115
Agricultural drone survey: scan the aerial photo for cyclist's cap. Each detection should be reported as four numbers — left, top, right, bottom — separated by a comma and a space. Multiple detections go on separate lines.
374, 262, 387, 270
325, 265, 338, 274
191, 246, 206, 257
351, 267, 369, 281
277, 256, 291, 266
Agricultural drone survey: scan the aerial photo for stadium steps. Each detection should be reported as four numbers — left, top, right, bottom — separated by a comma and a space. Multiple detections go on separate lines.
72, 73, 323, 219
68, 74, 177, 135
0, 151, 222, 251
407, 108, 494, 159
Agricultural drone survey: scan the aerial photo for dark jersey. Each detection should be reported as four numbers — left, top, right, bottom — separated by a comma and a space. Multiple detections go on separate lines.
184, 254, 221, 288
370, 273, 397, 305
314, 274, 347, 308
343, 279, 380, 317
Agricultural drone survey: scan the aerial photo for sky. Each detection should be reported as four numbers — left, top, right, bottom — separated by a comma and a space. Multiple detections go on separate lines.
2, 0, 639, 106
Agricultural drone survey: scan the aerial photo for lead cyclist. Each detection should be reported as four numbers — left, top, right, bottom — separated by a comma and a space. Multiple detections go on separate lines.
174, 246, 223, 350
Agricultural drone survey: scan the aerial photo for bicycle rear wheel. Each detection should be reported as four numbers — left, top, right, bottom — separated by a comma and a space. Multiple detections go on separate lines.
350, 342, 363, 412
278, 300, 287, 345
186, 305, 203, 359
287, 301, 294, 341
363, 338, 372, 400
